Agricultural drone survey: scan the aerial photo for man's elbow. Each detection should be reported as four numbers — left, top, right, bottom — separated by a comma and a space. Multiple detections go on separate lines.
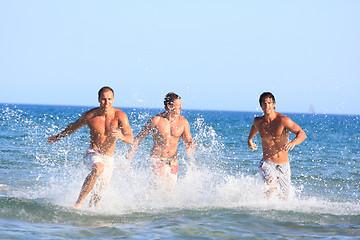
298, 130, 307, 143
302, 130, 307, 140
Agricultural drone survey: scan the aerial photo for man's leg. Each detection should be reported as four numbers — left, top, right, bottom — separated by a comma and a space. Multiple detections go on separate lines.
72, 162, 104, 209
265, 176, 279, 199
259, 159, 279, 199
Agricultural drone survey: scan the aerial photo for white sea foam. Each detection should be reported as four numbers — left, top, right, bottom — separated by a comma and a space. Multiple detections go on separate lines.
25, 151, 359, 219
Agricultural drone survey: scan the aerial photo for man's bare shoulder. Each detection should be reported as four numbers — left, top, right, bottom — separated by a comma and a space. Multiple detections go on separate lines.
74, 108, 99, 125
113, 108, 128, 118
277, 113, 295, 127
276, 112, 291, 123
82, 108, 99, 118
178, 115, 189, 124
151, 114, 163, 124
254, 115, 264, 123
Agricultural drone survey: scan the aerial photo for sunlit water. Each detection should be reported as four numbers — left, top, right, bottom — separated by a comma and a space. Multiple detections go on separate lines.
1, 104, 359, 239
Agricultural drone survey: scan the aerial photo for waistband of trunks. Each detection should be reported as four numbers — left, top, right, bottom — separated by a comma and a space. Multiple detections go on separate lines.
150, 155, 178, 166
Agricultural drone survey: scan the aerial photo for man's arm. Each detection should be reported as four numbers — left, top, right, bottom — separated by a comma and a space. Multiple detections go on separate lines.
182, 118, 195, 156
47, 113, 87, 144
126, 118, 154, 161
112, 111, 133, 144
283, 117, 307, 151
247, 123, 259, 150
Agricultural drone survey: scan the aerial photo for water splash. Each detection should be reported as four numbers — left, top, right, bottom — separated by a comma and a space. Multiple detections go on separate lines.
1, 105, 360, 224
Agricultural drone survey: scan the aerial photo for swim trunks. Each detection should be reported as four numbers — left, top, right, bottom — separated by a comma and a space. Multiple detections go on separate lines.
83, 149, 114, 197
148, 155, 178, 183
259, 158, 291, 199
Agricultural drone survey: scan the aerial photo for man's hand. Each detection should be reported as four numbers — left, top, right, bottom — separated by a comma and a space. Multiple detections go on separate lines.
112, 129, 125, 141
284, 142, 296, 151
248, 139, 258, 151
47, 134, 59, 144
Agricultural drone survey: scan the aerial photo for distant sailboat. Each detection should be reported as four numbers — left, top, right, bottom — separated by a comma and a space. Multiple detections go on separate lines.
308, 104, 315, 114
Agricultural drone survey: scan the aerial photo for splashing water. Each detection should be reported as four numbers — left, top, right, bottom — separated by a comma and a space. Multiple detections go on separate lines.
1, 104, 359, 238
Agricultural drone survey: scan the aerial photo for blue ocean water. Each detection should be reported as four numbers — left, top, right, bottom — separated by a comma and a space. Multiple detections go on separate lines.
0, 103, 359, 239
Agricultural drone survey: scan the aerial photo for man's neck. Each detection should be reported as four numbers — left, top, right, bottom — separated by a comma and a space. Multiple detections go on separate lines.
164, 110, 177, 121
99, 107, 113, 116
264, 111, 276, 123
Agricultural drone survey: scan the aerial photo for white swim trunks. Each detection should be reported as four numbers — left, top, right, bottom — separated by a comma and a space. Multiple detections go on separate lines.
259, 158, 291, 199
83, 149, 114, 197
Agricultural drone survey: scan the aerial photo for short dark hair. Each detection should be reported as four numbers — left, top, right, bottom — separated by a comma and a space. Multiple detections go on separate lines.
98, 86, 114, 99
259, 92, 275, 105
164, 92, 181, 110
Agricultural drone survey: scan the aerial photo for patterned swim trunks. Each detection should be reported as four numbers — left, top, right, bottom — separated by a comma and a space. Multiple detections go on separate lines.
149, 155, 178, 176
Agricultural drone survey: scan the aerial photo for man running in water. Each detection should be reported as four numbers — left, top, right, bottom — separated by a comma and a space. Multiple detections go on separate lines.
247, 92, 306, 199
47, 86, 133, 208
127, 92, 195, 187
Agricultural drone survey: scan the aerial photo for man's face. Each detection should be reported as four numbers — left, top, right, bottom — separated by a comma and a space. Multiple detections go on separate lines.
99, 90, 114, 110
260, 97, 275, 114
168, 98, 183, 115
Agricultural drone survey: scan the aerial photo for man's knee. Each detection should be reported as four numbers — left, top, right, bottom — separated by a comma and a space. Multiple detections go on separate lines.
92, 162, 104, 176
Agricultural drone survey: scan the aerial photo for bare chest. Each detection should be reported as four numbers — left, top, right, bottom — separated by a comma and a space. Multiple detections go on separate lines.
88, 115, 119, 136
154, 120, 184, 139
257, 121, 288, 142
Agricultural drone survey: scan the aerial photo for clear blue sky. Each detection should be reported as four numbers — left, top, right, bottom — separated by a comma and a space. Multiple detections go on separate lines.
1, 1, 359, 114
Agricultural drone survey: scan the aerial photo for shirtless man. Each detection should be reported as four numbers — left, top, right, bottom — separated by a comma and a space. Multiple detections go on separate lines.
47, 86, 133, 208
127, 92, 195, 187
247, 92, 306, 199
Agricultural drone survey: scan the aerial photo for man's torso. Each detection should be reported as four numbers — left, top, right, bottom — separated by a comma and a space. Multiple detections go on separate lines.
86, 108, 123, 156
150, 114, 185, 159
255, 113, 290, 164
